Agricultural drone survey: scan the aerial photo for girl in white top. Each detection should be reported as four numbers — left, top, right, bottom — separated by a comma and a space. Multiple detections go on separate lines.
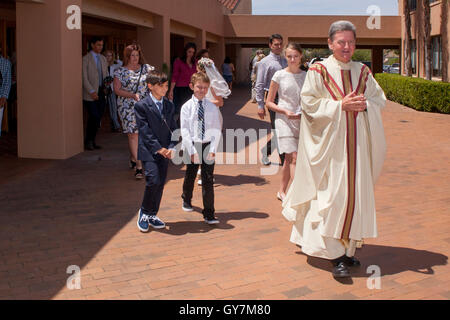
266, 42, 307, 201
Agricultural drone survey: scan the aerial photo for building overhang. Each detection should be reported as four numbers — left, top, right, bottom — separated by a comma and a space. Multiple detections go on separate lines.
82, 0, 154, 28
225, 14, 402, 45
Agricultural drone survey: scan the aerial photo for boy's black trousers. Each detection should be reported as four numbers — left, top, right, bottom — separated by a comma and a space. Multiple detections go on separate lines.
182, 142, 215, 219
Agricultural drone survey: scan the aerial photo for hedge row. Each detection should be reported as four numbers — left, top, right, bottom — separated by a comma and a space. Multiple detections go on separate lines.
374, 73, 450, 114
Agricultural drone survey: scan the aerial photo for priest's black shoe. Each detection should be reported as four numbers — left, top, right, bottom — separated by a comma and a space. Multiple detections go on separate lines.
344, 256, 361, 267
332, 262, 350, 278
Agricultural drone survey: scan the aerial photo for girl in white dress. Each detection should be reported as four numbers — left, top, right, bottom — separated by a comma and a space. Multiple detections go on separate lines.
266, 43, 306, 201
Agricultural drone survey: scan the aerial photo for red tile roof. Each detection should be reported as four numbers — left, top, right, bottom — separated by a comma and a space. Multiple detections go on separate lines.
217, 0, 241, 11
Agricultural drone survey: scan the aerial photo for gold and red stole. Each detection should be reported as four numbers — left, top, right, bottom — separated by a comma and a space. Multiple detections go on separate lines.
309, 62, 372, 242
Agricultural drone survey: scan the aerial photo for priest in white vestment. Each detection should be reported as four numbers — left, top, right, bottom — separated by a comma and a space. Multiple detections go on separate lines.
282, 21, 387, 278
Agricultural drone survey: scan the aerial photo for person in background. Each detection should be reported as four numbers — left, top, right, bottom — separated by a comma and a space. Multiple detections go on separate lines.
0, 54, 11, 137
82, 36, 108, 150
255, 34, 288, 166
114, 43, 155, 179
221, 57, 235, 91
265, 43, 306, 201
7, 51, 16, 132
197, 58, 230, 109
250, 49, 264, 75
169, 42, 197, 124
251, 51, 265, 103
104, 50, 122, 132
196, 49, 210, 61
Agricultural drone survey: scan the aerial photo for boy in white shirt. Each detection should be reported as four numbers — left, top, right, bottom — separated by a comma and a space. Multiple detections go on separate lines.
180, 73, 222, 224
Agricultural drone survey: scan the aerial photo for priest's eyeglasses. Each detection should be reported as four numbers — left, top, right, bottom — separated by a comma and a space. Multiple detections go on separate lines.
336, 40, 356, 47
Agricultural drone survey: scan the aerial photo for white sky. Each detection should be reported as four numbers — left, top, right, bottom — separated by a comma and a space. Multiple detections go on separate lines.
252, 0, 399, 15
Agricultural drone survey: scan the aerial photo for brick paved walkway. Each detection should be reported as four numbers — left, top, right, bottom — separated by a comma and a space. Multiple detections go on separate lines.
0, 87, 449, 300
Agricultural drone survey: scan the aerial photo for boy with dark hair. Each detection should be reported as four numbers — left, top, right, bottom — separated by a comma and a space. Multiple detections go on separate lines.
134, 70, 178, 232
180, 72, 222, 224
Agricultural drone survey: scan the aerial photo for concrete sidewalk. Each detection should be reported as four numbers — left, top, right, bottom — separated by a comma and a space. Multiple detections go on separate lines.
0, 87, 449, 300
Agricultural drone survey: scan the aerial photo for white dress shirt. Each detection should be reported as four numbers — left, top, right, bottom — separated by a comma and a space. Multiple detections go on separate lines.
180, 95, 222, 156
150, 92, 163, 114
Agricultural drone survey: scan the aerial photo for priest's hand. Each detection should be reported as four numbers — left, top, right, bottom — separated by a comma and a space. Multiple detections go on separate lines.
341, 91, 367, 112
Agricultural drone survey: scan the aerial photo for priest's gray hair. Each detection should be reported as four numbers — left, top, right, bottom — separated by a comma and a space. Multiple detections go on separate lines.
329, 21, 357, 41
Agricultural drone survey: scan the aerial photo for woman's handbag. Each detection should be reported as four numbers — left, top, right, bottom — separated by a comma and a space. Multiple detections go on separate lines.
134, 65, 144, 95
102, 76, 114, 96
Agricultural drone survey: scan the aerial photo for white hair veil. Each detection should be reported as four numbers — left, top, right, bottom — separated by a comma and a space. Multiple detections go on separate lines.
198, 58, 231, 98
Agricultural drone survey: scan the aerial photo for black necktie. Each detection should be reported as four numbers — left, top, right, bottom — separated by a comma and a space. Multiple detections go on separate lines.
198, 100, 205, 140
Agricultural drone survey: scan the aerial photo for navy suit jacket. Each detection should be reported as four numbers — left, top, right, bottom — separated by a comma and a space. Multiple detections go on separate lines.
134, 96, 178, 162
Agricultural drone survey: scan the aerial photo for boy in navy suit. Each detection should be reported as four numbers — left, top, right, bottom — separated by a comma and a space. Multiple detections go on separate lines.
134, 71, 178, 232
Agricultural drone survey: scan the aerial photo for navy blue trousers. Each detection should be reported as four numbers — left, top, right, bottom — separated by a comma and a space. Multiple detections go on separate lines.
141, 156, 169, 216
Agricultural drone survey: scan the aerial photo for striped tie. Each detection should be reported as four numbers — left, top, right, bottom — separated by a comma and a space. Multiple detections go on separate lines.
156, 102, 162, 115
198, 100, 205, 140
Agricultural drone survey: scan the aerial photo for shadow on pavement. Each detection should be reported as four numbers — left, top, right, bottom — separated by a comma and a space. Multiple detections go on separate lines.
214, 174, 267, 187
161, 211, 270, 235
0, 86, 274, 299
295, 244, 448, 281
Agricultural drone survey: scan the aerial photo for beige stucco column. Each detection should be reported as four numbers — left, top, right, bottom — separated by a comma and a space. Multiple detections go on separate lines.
195, 29, 207, 51
137, 14, 170, 71
16, 0, 83, 159
236, 46, 253, 84
209, 36, 225, 69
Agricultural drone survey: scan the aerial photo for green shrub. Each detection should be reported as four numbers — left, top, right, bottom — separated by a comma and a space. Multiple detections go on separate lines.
374, 73, 450, 114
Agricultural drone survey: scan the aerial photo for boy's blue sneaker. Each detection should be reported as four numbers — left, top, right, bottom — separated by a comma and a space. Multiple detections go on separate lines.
137, 209, 150, 233
148, 215, 166, 229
